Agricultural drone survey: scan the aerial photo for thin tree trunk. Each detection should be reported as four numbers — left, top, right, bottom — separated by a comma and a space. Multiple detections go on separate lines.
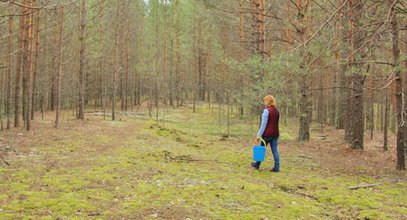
250, 0, 266, 60
169, 28, 174, 107
227, 95, 230, 137
297, 0, 311, 141
55, 7, 64, 128
349, 0, 365, 149
112, 2, 120, 121
125, 20, 129, 112
98, 0, 105, 111
163, 3, 168, 105
135, 19, 143, 106
7, 1, 14, 129
41, 11, 47, 120
337, 0, 348, 129
78, 0, 87, 120
370, 77, 375, 140
120, 22, 125, 111
392, 4, 405, 170
1, 60, 4, 131
380, 100, 384, 132
15, 3, 26, 128
318, 71, 323, 125
23, 1, 34, 131
31, 9, 41, 121
27, 1, 34, 130
331, 58, 337, 127
384, 90, 389, 151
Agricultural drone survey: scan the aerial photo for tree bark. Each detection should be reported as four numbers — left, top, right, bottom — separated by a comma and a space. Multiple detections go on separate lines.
31, 8, 41, 121
349, 0, 365, 149
78, 0, 86, 120
112, 2, 120, 121
175, 0, 181, 107
14, 2, 26, 128
337, 0, 349, 130
23, 0, 34, 131
297, 0, 311, 141
55, 7, 64, 128
7, 1, 14, 129
250, 0, 266, 60
392, 4, 405, 170
384, 90, 389, 151
370, 76, 374, 140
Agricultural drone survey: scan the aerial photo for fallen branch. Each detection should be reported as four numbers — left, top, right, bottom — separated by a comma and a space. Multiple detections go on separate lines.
0, 154, 10, 166
164, 151, 201, 163
88, 211, 102, 216
163, 151, 219, 164
278, 185, 319, 201
289, 191, 319, 201
348, 183, 383, 190
298, 155, 313, 160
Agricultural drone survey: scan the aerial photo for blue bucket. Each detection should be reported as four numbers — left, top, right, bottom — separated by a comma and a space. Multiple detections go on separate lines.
252, 139, 267, 162
253, 145, 266, 161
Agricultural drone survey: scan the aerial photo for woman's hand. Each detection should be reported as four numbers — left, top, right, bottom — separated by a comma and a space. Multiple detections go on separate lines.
256, 136, 261, 142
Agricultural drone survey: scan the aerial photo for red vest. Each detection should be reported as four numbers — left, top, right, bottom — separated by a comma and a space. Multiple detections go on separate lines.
263, 106, 279, 137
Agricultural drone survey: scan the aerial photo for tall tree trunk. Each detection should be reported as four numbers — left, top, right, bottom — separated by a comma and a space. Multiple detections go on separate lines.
31, 9, 41, 121
384, 89, 389, 151
23, 1, 34, 131
41, 11, 47, 120
98, 0, 105, 111
125, 29, 129, 112
163, 3, 168, 105
15, 3, 26, 128
55, 7, 64, 128
349, 0, 365, 149
120, 22, 125, 111
317, 71, 324, 125
175, 0, 181, 107
169, 24, 174, 107
337, 0, 349, 130
330, 53, 337, 127
50, 53, 55, 111
1, 60, 4, 131
392, 4, 405, 170
112, 2, 120, 121
7, 1, 14, 129
98, 35, 103, 109
370, 76, 375, 140
239, 0, 245, 118
135, 5, 143, 107
297, 0, 311, 141
250, 0, 266, 60
78, 0, 87, 120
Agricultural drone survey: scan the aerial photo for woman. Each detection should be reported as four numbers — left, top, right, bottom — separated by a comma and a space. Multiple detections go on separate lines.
251, 95, 280, 172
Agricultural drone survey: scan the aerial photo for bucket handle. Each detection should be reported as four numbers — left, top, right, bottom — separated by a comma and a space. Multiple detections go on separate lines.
251, 138, 267, 147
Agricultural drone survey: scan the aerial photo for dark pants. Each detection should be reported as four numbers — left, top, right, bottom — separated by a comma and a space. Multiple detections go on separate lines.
255, 137, 279, 170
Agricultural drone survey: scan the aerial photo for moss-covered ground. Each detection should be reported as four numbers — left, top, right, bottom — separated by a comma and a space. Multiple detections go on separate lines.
0, 106, 405, 219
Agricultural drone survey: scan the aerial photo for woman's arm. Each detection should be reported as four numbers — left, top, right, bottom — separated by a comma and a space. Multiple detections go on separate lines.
257, 109, 269, 138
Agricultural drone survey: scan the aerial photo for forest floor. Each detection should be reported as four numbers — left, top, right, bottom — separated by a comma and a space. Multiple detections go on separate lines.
0, 105, 406, 219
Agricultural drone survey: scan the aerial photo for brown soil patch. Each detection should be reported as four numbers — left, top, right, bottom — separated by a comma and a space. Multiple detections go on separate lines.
282, 126, 406, 179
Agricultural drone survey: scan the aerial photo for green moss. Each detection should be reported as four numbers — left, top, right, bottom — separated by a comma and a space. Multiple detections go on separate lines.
42, 173, 89, 192
0, 106, 405, 219
8, 181, 31, 194
51, 192, 94, 216
357, 209, 390, 219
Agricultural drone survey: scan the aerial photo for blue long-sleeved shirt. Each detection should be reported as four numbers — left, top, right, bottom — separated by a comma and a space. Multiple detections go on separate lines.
257, 109, 269, 137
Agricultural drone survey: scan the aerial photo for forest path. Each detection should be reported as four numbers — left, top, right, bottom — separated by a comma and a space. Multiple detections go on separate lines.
0, 107, 405, 219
